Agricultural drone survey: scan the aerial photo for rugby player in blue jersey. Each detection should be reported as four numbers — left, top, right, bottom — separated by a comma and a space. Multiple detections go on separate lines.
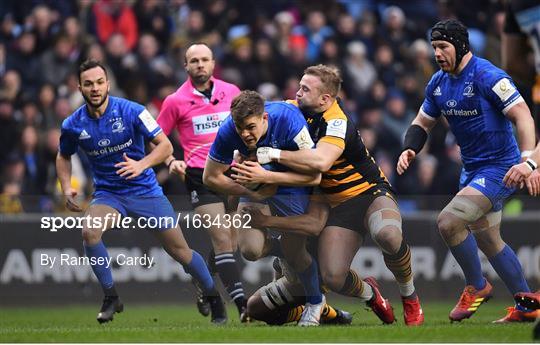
203, 90, 326, 326
56, 59, 226, 324
396, 20, 537, 323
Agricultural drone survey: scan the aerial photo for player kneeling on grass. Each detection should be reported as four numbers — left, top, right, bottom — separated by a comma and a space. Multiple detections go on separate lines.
57, 59, 225, 324
242, 196, 352, 325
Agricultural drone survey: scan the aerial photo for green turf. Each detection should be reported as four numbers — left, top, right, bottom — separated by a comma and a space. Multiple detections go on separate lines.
0, 301, 535, 342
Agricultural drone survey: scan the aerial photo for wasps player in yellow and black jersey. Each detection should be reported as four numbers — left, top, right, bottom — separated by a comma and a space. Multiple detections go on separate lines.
286, 98, 389, 207
236, 65, 424, 325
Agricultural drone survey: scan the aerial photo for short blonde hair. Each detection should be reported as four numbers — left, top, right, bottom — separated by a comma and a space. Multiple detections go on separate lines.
303, 64, 342, 98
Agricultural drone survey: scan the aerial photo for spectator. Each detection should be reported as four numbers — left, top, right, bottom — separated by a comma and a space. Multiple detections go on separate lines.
374, 43, 402, 87
379, 5, 411, 63
134, 0, 172, 49
37, 83, 57, 129
343, 41, 377, 98
271, 10, 295, 57
6, 30, 41, 96
39, 34, 76, 87
89, 0, 138, 51
294, 10, 334, 62
335, 13, 357, 46
0, 98, 20, 166
0, 69, 22, 103
134, 33, 174, 98
29, 5, 59, 54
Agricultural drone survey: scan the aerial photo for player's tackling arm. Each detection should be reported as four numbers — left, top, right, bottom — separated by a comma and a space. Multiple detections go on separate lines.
231, 160, 321, 186
203, 158, 276, 200
244, 200, 329, 236
272, 142, 343, 173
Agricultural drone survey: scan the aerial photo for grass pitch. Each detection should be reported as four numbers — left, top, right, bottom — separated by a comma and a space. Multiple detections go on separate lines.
0, 301, 535, 342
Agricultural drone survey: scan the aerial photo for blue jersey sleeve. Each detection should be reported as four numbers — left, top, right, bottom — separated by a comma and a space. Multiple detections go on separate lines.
133, 107, 163, 141
208, 119, 238, 165
285, 105, 314, 150
59, 119, 79, 156
480, 72, 523, 114
420, 73, 441, 119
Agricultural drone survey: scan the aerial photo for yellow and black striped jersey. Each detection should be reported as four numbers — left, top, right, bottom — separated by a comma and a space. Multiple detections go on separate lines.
288, 99, 389, 207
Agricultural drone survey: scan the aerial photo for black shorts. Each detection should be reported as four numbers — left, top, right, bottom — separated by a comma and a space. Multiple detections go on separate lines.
185, 167, 227, 209
325, 183, 397, 235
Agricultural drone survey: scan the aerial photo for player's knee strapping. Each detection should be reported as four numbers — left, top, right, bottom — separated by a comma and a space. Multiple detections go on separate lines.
368, 208, 402, 253
441, 196, 485, 223
468, 211, 501, 233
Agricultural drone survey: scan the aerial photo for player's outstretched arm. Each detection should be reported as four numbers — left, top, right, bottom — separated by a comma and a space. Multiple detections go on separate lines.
115, 132, 173, 180
56, 152, 82, 212
231, 161, 321, 186
396, 112, 437, 175
243, 200, 329, 236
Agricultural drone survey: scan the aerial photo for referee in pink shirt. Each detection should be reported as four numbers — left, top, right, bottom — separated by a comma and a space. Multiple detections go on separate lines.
157, 43, 246, 322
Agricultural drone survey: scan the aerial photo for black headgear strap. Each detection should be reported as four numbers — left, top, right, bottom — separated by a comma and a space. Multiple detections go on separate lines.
430, 19, 470, 72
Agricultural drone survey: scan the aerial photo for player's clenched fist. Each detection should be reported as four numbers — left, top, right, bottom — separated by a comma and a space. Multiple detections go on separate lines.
396, 149, 416, 175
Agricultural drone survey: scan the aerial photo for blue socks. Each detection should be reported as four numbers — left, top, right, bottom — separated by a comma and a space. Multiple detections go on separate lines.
297, 257, 323, 304
185, 250, 216, 294
489, 245, 530, 294
84, 241, 114, 292
449, 233, 486, 290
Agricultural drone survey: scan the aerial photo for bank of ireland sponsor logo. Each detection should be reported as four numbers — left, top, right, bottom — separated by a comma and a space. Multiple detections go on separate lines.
192, 111, 229, 135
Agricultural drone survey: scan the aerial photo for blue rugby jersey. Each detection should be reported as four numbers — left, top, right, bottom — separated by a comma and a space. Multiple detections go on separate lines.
59, 96, 163, 196
209, 101, 314, 202
421, 55, 523, 170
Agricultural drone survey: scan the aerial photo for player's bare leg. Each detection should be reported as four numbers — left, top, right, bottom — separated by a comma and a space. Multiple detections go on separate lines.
318, 226, 395, 324
195, 202, 248, 320
437, 188, 493, 321
471, 219, 534, 323
366, 196, 423, 326
82, 204, 123, 323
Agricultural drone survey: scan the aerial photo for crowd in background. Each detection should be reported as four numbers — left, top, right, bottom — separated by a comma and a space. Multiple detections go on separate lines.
0, 0, 534, 213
